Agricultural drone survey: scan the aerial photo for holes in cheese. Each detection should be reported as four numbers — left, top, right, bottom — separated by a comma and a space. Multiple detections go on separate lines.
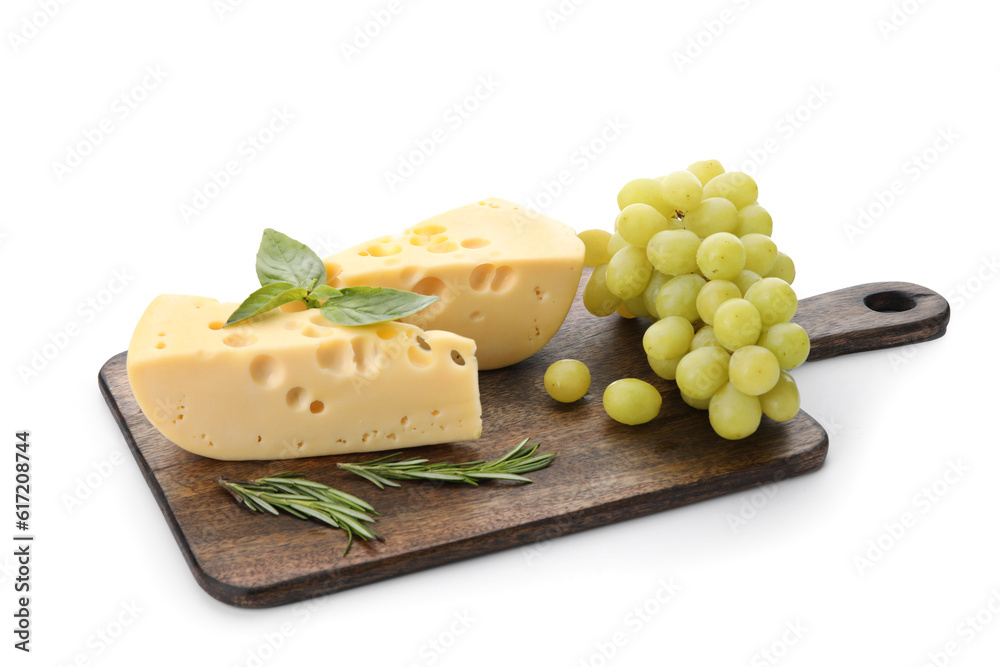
323, 198, 584, 369
223, 333, 256, 348
316, 339, 351, 374
286, 386, 310, 411
126, 294, 481, 460
249, 355, 283, 387
367, 243, 402, 257
413, 224, 446, 236
427, 240, 459, 254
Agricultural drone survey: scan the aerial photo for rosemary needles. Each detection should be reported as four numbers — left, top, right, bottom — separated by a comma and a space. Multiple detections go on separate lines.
216, 438, 557, 555
338, 437, 556, 489
215, 472, 379, 555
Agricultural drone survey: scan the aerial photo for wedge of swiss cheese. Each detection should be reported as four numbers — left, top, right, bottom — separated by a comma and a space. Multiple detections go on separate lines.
324, 198, 585, 369
126, 295, 482, 460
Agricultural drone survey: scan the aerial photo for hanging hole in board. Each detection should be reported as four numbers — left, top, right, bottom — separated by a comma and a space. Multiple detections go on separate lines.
863, 291, 917, 313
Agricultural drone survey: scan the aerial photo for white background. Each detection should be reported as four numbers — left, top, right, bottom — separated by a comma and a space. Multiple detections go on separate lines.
2, 0, 998, 665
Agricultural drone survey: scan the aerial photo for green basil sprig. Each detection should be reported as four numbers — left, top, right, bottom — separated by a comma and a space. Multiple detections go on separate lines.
225, 229, 438, 328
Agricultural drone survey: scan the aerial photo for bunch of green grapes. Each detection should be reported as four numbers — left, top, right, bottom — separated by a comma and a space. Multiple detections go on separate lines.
579, 160, 809, 439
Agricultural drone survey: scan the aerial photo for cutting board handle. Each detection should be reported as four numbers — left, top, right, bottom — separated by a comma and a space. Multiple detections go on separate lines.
795, 281, 950, 361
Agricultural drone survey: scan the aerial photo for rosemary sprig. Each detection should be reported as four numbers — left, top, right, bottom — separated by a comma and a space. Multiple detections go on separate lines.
216, 472, 379, 555
338, 437, 556, 489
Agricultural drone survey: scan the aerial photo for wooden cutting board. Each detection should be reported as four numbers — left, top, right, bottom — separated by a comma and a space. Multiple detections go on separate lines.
99, 279, 948, 608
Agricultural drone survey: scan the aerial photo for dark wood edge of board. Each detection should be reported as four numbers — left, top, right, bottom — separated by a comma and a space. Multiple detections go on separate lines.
99, 351, 827, 608
799, 281, 950, 361
225, 440, 828, 608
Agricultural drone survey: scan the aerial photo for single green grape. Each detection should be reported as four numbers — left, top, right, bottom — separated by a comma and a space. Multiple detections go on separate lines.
661, 170, 704, 213
681, 197, 738, 238
616, 302, 638, 319
733, 269, 762, 296
603, 378, 662, 425
646, 229, 701, 276
583, 263, 621, 317
709, 382, 762, 440
676, 346, 731, 400
687, 159, 725, 186
607, 231, 629, 257
759, 371, 800, 422
745, 277, 798, 326
578, 229, 612, 267
617, 178, 674, 218
690, 325, 724, 350
681, 391, 711, 410
622, 295, 651, 318
728, 345, 781, 396
741, 233, 778, 276
696, 279, 741, 325
642, 270, 672, 318
703, 171, 758, 210
655, 274, 706, 322
648, 354, 680, 380
696, 232, 746, 281
616, 203, 671, 248
735, 204, 773, 237
606, 245, 652, 299
766, 252, 796, 284
544, 359, 591, 403
713, 298, 762, 350
643, 316, 694, 361
758, 323, 810, 370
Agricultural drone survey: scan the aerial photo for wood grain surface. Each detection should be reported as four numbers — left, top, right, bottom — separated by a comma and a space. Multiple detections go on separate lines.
99, 279, 949, 608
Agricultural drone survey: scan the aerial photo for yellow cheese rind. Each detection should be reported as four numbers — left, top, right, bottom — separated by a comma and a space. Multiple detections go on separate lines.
324, 198, 585, 370
126, 295, 482, 461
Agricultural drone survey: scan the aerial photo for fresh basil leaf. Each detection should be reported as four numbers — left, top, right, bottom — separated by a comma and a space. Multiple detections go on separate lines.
309, 284, 342, 300
320, 287, 439, 326
225, 282, 308, 327
255, 228, 327, 289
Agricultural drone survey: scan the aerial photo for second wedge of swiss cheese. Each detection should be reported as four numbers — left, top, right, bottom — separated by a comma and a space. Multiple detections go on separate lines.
127, 295, 482, 461
324, 199, 585, 370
